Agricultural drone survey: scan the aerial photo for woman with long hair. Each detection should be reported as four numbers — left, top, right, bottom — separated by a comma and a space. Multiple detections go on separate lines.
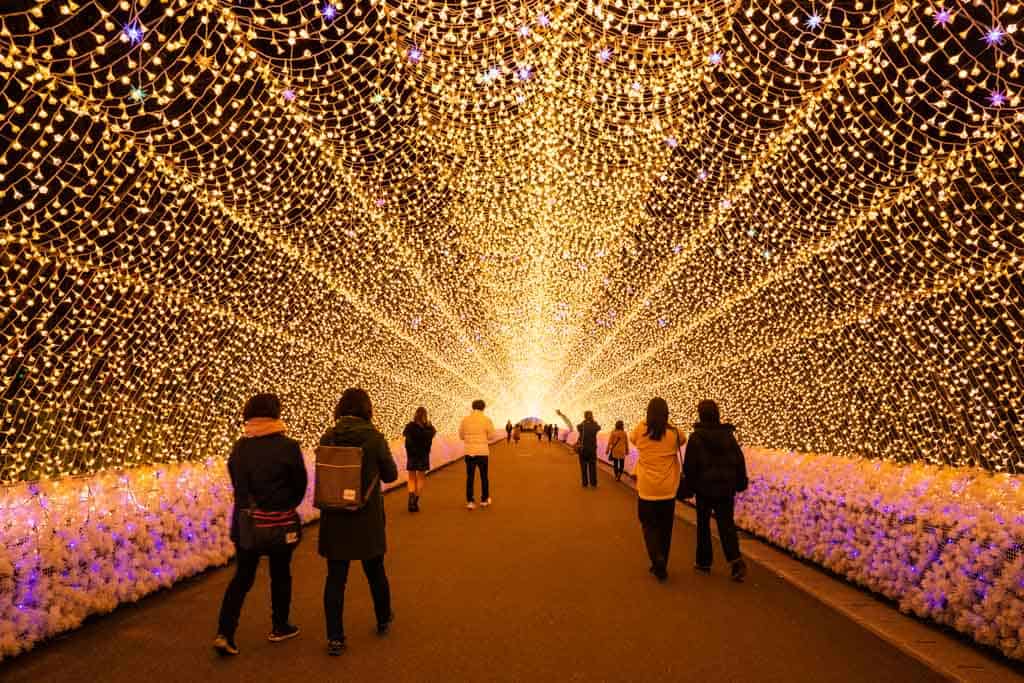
403, 406, 436, 512
319, 388, 399, 655
606, 420, 630, 481
631, 398, 685, 582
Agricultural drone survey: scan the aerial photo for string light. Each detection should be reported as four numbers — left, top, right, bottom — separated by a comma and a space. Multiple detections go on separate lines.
0, 0, 1021, 486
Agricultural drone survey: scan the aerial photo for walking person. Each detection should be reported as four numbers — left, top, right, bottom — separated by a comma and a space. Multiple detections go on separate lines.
576, 411, 601, 488
319, 388, 399, 656
536, 424, 543, 442
403, 407, 436, 513
512, 423, 521, 446
505, 420, 513, 444
683, 400, 749, 582
214, 393, 308, 656
631, 398, 684, 582
459, 399, 495, 510
606, 420, 630, 481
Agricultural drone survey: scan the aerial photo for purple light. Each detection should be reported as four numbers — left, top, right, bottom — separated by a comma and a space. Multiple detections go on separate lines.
519, 25, 531, 38
805, 13, 823, 30
708, 51, 723, 66
408, 46, 422, 63
933, 7, 952, 26
124, 22, 144, 45
598, 47, 613, 63
516, 65, 533, 81
697, 168, 709, 181
665, 136, 678, 148
984, 26, 1006, 46
537, 13, 550, 27
282, 88, 296, 102
375, 198, 386, 208
988, 89, 1007, 107
321, 3, 337, 20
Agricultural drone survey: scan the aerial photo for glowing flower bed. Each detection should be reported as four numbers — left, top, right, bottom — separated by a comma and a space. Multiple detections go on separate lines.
0, 433, 468, 660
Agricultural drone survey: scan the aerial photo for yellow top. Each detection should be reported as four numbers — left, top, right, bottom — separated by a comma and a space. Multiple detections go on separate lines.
630, 421, 684, 500
607, 429, 630, 458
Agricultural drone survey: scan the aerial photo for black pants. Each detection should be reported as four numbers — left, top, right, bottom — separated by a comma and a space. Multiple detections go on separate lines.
506, 433, 511, 443
579, 454, 597, 487
217, 544, 295, 639
324, 556, 391, 642
611, 457, 625, 478
465, 455, 490, 502
638, 499, 676, 574
696, 496, 741, 567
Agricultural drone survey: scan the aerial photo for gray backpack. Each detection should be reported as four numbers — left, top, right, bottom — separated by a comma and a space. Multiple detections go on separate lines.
314, 445, 378, 511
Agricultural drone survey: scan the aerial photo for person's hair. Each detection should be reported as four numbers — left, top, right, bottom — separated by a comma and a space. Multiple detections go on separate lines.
472, 399, 486, 410
645, 397, 669, 441
698, 399, 721, 425
335, 388, 373, 421
243, 393, 281, 421
414, 406, 430, 426
584, 410, 593, 421
615, 419, 624, 430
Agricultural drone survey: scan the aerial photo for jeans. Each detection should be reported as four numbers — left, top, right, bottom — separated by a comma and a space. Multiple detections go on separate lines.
217, 544, 295, 638
638, 499, 676, 574
465, 455, 490, 502
324, 556, 391, 641
579, 454, 597, 487
695, 496, 741, 567
611, 457, 625, 478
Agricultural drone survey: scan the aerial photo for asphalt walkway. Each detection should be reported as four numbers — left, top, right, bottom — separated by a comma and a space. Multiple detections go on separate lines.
2, 440, 945, 682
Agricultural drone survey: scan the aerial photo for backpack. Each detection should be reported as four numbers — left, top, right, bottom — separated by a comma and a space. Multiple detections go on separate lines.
314, 445, 378, 511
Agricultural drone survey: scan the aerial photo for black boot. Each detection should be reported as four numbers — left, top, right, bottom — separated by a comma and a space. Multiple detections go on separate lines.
408, 492, 415, 512
412, 494, 420, 512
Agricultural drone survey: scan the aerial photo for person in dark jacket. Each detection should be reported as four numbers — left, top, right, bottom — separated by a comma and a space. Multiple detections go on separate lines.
576, 411, 602, 488
505, 420, 513, 444
402, 407, 436, 513
214, 393, 308, 656
683, 400, 749, 582
320, 388, 399, 656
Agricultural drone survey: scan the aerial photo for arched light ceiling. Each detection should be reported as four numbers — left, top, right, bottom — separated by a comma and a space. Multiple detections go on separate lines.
0, 0, 1021, 481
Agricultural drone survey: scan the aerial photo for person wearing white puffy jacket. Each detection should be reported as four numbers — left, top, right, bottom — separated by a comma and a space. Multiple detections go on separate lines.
458, 399, 495, 510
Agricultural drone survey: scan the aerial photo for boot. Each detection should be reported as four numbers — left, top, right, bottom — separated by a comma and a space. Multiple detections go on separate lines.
412, 494, 420, 512
408, 492, 415, 512
730, 558, 747, 583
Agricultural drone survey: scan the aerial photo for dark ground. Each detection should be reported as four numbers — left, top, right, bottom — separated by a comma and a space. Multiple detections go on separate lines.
1, 440, 946, 682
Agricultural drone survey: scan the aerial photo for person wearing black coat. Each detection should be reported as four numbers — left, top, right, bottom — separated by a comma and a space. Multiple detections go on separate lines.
214, 393, 308, 656
402, 407, 436, 512
576, 411, 602, 488
682, 400, 749, 582
319, 388, 399, 656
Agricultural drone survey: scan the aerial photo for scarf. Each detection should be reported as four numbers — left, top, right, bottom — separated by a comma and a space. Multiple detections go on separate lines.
243, 417, 287, 438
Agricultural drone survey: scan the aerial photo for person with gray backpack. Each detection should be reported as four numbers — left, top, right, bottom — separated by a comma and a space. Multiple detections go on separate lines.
316, 388, 398, 656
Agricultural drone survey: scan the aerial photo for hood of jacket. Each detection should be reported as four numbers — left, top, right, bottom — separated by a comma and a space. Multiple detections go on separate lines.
324, 416, 380, 447
691, 422, 737, 449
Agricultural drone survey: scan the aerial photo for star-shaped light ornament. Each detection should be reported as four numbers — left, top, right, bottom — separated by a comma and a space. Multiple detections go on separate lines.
666, 136, 679, 148
933, 7, 953, 27
537, 13, 550, 27
484, 66, 502, 83
985, 26, 1006, 47
988, 89, 1008, 107
321, 3, 337, 21
519, 25, 531, 38
194, 54, 212, 69
709, 51, 723, 66
129, 86, 146, 102
598, 47, 613, 63
408, 46, 423, 64
371, 91, 385, 104
805, 13, 823, 30
123, 22, 144, 45
516, 65, 533, 81
282, 88, 296, 102
697, 169, 709, 181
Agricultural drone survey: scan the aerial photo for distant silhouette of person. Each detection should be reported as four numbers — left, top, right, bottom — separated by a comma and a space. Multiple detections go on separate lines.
403, 407, 436, 513
536, 424, 543, 441
505, 420, 513, 444
607, 420, 630, 481
319, 388, 398, 655
576, 411, 601, 488
683, 400, 748, 582
459, 399, 495, 510
215, 393, 307, 656
632, 397, 684, 582
513, 424, 521, 445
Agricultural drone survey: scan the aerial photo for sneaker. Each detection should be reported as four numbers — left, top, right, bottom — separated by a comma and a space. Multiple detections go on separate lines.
654, 568, 669, 582
730, 558, 748, 583
480, 498, 491, 507
268, 624, 300, 642
213, 634, 239, 656
377, 612, 394, 636
327, 639, 346, 656
694, 564, 711, 575
466, 501, 475, 510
